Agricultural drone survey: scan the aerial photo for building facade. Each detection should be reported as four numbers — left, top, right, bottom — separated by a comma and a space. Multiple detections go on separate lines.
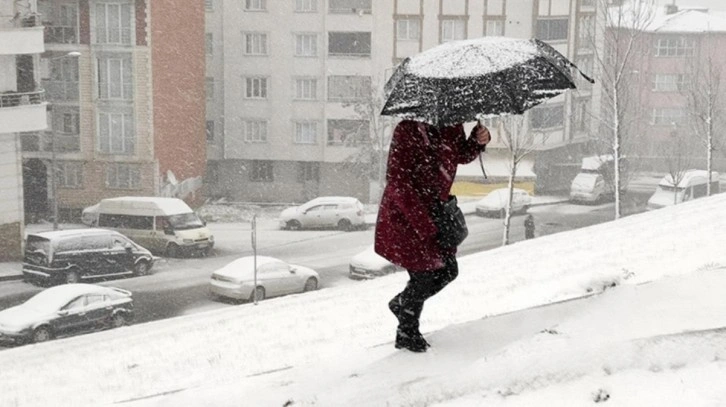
203, 0, 603, 201
0, 0, 45, 260
21, 0, 206, 224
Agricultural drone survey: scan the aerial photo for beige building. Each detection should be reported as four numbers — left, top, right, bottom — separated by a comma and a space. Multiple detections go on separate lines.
205, 0, 602, 201
0, 0, 45, 260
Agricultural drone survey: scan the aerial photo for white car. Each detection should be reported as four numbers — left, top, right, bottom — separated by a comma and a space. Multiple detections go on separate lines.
209, 256, 319, 302
475, 188, 532, 218
278, 196, 366, 231
349, 245, 402, 280
81, 203, 100, 226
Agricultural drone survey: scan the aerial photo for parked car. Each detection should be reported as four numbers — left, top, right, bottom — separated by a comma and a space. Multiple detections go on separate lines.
278, 196, 367, 231
0, 283, 134, 345
475, 188, 532, 218
210, 256, 319, 302
646, 170, 720, 210
81, 203, 99, 226
23, 229, 155, 285
349, 245, 402, 280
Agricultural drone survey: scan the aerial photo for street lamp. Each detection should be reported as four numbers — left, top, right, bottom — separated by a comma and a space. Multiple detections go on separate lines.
49, 51, 81, 230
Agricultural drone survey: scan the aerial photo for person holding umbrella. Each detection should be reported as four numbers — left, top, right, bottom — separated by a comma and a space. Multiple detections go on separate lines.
375, 120, 490, 352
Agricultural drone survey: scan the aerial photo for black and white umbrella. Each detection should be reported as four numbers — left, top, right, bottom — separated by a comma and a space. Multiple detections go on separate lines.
381, 37, 594, 127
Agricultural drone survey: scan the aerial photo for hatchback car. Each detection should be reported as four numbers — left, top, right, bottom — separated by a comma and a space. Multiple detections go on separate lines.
0, 284, 133, 345
475, 188, 532, 218
210, 256, 319, 302
349, 245, 402, 280
23, 229, 155, 285
278, 196, 366, 231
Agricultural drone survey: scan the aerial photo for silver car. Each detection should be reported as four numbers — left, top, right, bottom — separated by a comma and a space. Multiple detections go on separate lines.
278, 196, 367, 231
475, 188, 532, 218
210, 256, 319, 302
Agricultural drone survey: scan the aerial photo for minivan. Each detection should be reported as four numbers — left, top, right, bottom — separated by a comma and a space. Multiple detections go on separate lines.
646, 170, 720, 210
23, 229, 154, 285
95, 197, 214, 257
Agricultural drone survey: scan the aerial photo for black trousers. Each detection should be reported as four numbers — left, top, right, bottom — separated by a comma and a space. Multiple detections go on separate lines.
392, 255, 459, 332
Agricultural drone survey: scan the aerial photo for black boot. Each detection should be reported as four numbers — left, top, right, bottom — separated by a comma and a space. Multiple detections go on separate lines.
395, 329, 429, 352
390, 296, 430, 350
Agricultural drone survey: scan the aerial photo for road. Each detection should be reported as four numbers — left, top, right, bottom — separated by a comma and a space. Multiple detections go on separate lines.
0, 199, 646, 348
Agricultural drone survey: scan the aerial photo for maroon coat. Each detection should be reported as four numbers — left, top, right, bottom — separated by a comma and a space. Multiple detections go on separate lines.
374, 120, 485, 272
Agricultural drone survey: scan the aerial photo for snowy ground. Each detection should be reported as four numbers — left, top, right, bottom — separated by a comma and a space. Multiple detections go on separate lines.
1, 194, 725, 406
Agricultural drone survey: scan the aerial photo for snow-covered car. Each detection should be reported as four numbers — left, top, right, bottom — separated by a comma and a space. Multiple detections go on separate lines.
278, 196, 366, 231
209, 256, 319, 302
81, 203, 100, 226
0, 284, 133, 345
349, 245, 402, 280
475, 188, 532, 218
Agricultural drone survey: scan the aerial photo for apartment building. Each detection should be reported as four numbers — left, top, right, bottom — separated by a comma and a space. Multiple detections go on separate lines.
20, 0, 206, 223
0, 0, 45, 260
204, 0, 602, 201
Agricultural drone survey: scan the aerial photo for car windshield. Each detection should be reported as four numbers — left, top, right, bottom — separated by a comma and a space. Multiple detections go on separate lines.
25, 236, 51, 256
168, 213, 205, 230
657, 185, 682, 194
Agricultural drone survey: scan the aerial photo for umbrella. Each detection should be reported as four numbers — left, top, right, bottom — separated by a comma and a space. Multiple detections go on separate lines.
381, 36, 594, 127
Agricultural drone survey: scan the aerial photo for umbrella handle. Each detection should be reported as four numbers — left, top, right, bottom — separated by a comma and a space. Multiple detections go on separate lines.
570, 62, 595, 84
478, 153, 488, 180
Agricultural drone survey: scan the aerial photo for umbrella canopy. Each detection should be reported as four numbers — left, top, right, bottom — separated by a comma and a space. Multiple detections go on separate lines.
381, 37, 593, 127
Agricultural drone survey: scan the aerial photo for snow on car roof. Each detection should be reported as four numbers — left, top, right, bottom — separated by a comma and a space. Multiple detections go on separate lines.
23, 284, 127, 312
660, 170, 719, 187
99, 197, 193, 216
222, 256, 283, 270
28, 228, 118, 240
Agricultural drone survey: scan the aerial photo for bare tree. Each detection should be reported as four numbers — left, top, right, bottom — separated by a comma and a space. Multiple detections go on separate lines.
496, 117, 546, 246
659, 126, 699, 205
588, 0, 656, 219
683, 38, 725, 196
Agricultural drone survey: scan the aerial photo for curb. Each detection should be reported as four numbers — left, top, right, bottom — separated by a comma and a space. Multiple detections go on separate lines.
0, 273, 23, 282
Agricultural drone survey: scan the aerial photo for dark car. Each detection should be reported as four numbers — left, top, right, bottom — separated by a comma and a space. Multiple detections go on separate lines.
22, 229, 154, 285
0, 283, 134, 345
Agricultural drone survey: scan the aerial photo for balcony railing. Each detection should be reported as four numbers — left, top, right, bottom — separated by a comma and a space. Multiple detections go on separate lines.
45, 26, 78, 44
0, 89, 46, 108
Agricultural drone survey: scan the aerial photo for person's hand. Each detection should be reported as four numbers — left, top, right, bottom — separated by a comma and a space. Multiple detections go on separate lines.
474, 124, 491, 145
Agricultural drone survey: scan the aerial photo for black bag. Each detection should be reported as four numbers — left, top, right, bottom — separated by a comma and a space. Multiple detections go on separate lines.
432, 195, 468, 249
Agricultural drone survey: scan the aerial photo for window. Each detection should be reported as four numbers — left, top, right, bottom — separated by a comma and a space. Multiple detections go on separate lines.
249, 160, 273, 182
573, 98, 590, 132
575, 55, 594, 82
106, 163, 141, 189
651, 108, 685, 125
206, 120, 215, 141
295, 34, 318, 56
46, 4, 78, 43
441, 19, 465, 42
243, 32, 268, 55
58, 161, 83, 188
485, 19, 504, 36
294, 78, 317, 100
206, 33, 214, 56
62, 113, 80, 134
205, 0, 214, 11
206, 77, 215, 100
294, 121, 318, 144
327, 75, 371, 101
244, 0, 266, 11
95, 2, 133, 45
244, 77, 268, 99
329, 0, 371, 14
98, 56, 133, 100
578, 15, 595, 45
655, 37, 695, 57
582, 0, 595, 6
652, 74, 688, 92
298, 162, 320, 182
530, 104, 564, 129
296, 0, 317, 12
328, 32, 371, 57
327, 119, 369, 145
536, 18, 569, 41
397, 18, 421, 40
98, 111, 135, 154
242, 120, 268, 142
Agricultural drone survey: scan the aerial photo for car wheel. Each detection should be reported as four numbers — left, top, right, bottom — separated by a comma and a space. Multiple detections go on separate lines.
33, 326, 52, 343
338, 219, 352, 231
303, 277, 318, 292
110, 313, 128, 328
249, 286, 265, 302
65, 270, 80, 285
134, 261, 150, 276
166, 243, 181, 258
287, 220, 302, 231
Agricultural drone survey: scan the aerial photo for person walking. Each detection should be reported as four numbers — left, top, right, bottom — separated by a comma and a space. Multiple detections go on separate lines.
374, 120, 490, 352
524, 213, 535, 240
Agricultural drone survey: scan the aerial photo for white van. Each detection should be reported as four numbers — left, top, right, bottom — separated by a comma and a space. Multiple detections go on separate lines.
96, 197, 214, 257
570, 155, 625, 203
646, 170, 720, 210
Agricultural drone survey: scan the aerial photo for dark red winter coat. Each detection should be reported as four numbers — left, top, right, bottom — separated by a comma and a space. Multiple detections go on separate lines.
374, 120, 486, 272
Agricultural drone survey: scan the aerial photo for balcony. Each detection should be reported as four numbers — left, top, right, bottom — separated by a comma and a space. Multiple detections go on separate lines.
0, 14, 44, 55
0, 90, 48, 133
